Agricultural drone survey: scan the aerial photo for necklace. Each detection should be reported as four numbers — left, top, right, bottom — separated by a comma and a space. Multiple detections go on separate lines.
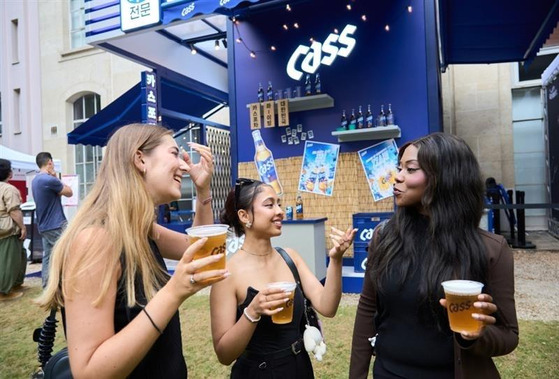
240, 247, 273, 257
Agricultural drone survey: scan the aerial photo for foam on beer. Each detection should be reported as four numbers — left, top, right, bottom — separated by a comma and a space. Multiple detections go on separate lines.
186, 224, 229, 238
441, 280, 483, 295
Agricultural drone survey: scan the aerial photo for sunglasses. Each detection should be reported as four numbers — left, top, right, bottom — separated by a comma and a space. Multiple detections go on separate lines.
235, 178, 257, 210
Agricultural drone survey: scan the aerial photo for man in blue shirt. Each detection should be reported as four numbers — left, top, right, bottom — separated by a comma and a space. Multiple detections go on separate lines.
32, 152, 73, 288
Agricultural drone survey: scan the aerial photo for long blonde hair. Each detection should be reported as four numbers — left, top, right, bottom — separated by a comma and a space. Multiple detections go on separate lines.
39, 124, 173, 310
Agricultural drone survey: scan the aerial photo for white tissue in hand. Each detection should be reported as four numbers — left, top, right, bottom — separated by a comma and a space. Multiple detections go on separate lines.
303, 324, 326, 361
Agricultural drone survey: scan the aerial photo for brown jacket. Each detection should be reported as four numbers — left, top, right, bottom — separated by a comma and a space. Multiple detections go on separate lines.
349, 229, 519, 378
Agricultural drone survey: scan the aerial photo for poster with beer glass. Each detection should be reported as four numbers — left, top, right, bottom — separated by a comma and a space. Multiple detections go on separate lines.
358, 139, 399, 202
298, 141, 340, 196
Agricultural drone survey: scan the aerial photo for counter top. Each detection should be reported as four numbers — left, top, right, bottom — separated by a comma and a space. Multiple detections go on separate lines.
282, 217, 328, 224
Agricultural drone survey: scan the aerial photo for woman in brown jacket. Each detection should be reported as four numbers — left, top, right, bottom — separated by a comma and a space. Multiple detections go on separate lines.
350, 133, 518, 378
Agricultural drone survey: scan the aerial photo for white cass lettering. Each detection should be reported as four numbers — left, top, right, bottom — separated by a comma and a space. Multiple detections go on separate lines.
286, 24, 357, 80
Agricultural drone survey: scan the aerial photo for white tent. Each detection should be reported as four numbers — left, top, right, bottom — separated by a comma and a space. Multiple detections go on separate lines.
0, 144, 62, 173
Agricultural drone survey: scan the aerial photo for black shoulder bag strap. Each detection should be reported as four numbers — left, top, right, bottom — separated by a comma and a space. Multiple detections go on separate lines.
275, 247, 320, 331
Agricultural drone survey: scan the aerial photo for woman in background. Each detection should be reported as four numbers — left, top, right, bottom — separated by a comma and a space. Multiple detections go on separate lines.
38, 124, 228, 378
350, 133, 518, 378
211, 178, 356, 378
0, 158, 27, 301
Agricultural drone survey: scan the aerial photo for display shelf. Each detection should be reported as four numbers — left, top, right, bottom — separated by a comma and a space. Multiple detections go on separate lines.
246, 94, 334, 113
331, 125, 401, 142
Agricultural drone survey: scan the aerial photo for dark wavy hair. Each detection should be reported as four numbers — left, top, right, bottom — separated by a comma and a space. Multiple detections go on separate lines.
369, 133, 488, 324
220, 179, 270, 237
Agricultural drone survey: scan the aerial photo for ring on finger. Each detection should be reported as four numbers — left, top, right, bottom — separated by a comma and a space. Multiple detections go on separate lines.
190, 275, 197, 285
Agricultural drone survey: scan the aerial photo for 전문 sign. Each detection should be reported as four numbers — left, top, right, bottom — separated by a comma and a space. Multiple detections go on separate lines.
120, 0, 162, 32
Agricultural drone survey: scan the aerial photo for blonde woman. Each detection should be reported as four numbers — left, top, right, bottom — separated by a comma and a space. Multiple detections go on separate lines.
38, 124, 229, 378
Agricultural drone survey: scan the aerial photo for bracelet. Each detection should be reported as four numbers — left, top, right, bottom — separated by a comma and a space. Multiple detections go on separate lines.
141, 306, 163, 335
243, 307, 261, 323
201, 195, 212, 205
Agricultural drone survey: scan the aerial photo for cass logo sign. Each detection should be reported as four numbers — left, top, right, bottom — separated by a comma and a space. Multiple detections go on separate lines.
286, 24, 357, 81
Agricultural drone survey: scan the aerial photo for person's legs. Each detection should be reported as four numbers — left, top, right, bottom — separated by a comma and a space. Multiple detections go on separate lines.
41, 227, 64, 288
14, 243, 27, 287
0, 236, 24, 300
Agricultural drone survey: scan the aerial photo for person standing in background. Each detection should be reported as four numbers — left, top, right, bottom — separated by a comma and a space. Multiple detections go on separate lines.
32, 152, 73, 287
0, 159, 27, 300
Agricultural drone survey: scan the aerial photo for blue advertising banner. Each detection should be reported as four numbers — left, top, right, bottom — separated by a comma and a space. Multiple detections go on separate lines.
358, 139, 399, 202
141, 71, 158, 124
161, 0, 260, 25
298, 141, 340, 196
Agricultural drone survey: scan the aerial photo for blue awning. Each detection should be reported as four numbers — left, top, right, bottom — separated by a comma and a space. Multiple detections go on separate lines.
439, 0, 559, 66
68, 77, 225, 146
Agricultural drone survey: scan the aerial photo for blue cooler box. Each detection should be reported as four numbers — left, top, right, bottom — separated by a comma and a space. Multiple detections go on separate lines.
352, 212, 393, 272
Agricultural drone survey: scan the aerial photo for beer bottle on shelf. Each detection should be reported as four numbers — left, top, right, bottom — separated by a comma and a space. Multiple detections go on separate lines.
349, 109, 357, 130
257, 82, 264, 103
386, 103, 395, 125
266, 81, 274, 101
339, 109, 348, 131
304, 74, 312, 96
357, 105, 364, 129
296, 192, 304, 220
252, 130, 283, 195
376, 104, 386, 127
366, 104, 374, 128
314, 73, 322, 94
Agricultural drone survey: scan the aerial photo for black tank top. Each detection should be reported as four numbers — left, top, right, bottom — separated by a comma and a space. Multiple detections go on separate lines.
114, 240, 187, 378
236, 285, 305, 353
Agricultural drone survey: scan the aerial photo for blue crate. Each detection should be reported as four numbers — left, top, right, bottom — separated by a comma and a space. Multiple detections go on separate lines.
353, 242, 369, 273
352, 212, 393, 245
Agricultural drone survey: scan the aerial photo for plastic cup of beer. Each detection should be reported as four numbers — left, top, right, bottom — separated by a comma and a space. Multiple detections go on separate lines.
441, 280, 484, 333
266, 281, 297, 324
185, 224, 228, 279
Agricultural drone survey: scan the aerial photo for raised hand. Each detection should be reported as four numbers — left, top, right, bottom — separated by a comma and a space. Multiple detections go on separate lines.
328, 226, 358, 259
181, 143, 214, 191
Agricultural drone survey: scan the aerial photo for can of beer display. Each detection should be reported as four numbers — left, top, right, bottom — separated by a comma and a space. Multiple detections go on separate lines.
285, 206, 293, 220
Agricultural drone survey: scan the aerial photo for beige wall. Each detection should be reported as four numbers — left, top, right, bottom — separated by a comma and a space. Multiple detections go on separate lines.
38, 1, 146, 174
441, 64, 515, 188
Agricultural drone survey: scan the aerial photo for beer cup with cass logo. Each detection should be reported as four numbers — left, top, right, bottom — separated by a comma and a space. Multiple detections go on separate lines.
185, 224, 228, 281
441, 280, 484, 333
266, 282, 297, 324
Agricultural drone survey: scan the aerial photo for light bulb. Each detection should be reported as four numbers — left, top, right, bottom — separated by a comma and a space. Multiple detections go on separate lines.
250, 51, 256, 58
385, 24, 390, 32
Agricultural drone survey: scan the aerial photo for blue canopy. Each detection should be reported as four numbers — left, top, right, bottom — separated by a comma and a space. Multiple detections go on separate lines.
439, 0, 559, 66
68, 76, 225, 146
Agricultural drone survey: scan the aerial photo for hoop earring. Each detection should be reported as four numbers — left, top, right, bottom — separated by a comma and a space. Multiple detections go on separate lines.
245, 221, 252, 229
143, 168, 147, 175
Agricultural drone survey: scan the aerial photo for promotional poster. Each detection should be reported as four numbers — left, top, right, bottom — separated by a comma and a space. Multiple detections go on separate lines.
358, 139, 399, 202
298, 141, 340, 196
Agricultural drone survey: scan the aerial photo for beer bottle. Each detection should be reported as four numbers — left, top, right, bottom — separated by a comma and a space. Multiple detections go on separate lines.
357, 105, 364, 129
304, 74, 312, 96
386, 103, 395, 125
252, 130, 283, 195
296, 192, 304, 220
257, 82, 264, 103
349, 109, 357, 130
376, 104, 386, 127
339, 109, 348, 131
366, 104, 374, 128
314, 73, 322, 94
266, 81, 274, 101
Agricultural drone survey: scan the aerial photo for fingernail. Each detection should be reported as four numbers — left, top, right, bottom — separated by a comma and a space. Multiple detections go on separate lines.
277, 307, 284, 311
223, 272, 232, 278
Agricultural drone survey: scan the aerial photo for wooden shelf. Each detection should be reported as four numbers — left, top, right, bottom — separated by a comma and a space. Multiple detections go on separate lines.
331, 125, 401, 142
246, 94, 334, 113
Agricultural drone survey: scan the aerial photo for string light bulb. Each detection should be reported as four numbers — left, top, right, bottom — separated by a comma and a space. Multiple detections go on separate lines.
309, 37, 314, 42
407, 5, 413, 13
293, 22, 299, 29
214, 40, 220, 50
346, 4, 352, 10
384, 24, 390, 32
236, 37, 242, 43
286, 4, 291, 11
190, 45, 197, 54
283, 24, 289, 30
334, 28, 339, 34
270, 45, 277, 51
361, 14, 367, 21
250, 51, 256, 58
